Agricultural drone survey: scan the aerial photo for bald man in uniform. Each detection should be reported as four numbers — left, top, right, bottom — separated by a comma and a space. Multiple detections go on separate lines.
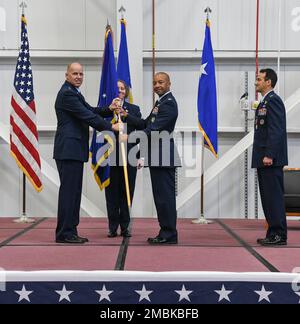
54, 62, 120, 244
122, 72, 180, 244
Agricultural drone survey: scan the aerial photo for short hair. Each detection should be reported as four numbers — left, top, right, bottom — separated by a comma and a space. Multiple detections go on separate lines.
260, 68, 278, 88
118, 79, 130, 98
66, 62, 82, 73
155, 72, 170, 82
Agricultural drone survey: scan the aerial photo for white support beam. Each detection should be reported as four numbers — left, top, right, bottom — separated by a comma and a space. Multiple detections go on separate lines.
177, 88, 300, 210
0, 121, 105, 217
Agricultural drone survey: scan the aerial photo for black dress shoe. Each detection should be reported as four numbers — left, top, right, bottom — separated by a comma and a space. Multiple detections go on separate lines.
56, 236, 86, 244
121, 230, 132, 238
259, 235, 287, 246
257, 237, 268, 244
107, 232, 118, 238
147, 236, 178, 245
147, 236, 160, 243
76, 235, 89, 243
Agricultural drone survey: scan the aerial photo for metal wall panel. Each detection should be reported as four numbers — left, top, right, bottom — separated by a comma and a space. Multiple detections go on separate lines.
0, 0, 18, 49
0, 0, 300, 219
26, 0, 86, 50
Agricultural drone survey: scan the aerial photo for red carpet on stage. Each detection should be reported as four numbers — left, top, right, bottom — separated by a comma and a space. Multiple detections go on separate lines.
1, 217, 300, 304
0, 217, 300, 272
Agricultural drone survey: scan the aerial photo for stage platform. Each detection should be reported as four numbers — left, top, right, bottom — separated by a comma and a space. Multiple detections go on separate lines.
0, 218, 300, 304
1, 218, 300, 272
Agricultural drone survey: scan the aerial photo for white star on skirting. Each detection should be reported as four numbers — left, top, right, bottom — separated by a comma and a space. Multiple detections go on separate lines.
95, 285, 114, 302
295, 292, 300, 304
15, 285, 33, 302
200, 62, 208, 76
135, 284, 153, 302
215, 285, 233, 302
55, 285, 74, 303
175, 285, 193, 302
255, 285, 272, 303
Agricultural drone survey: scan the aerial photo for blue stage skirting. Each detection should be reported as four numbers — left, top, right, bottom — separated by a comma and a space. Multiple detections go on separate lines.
1, 271, 300, 304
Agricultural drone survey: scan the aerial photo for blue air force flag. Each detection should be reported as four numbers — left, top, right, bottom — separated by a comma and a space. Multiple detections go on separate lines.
197, 19, 218, 157
117, 18, 133, 103
90, 26, 119, 190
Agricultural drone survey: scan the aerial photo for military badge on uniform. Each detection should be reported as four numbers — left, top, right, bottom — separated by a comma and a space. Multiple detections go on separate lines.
258, 108, 267, 116
151, 107, 159, 123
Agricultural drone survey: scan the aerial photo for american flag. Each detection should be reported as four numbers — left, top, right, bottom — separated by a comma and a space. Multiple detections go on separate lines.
10, 14, 42, 192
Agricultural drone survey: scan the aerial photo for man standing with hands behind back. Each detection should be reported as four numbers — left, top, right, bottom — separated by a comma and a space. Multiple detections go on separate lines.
54, 62, 120, 244
252, 68, 288, 246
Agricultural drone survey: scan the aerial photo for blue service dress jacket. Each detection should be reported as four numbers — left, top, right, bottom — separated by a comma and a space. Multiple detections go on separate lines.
126, 92, 181, 168
53, 81, 112, 162
251, 90, 288, 169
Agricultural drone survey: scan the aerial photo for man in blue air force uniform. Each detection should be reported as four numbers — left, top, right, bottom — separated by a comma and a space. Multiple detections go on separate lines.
121, 72, 181, 244
53, 62, 120, 244
252, 68, 288, 246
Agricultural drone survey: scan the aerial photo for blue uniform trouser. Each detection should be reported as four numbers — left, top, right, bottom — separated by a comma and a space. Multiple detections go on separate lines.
105, 166, 137, 233
257, 166, 287, 240
55, 160, 83, 240
150, 167, 178, 240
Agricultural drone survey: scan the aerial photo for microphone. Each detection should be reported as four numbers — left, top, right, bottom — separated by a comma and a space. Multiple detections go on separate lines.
240, 92, 249, 111
240, 92, 248, 100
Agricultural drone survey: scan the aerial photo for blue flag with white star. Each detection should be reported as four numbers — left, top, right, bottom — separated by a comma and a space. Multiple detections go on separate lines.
90, 26, 118, 190
117, 18, 133, 103
197, 19, 218, 157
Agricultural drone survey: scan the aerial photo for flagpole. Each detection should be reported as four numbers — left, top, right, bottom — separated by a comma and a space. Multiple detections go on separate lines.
20, 0, 27, 14
192, 7, 213, 225
119, 5, 126, 20
14, 1, 35, 224
118, 115, 132, 221
152, 0, 156, 106
277, 0, 282, 95
192, 136, 212, 224
200, 139, 205, 217
254, 0, 260, 220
